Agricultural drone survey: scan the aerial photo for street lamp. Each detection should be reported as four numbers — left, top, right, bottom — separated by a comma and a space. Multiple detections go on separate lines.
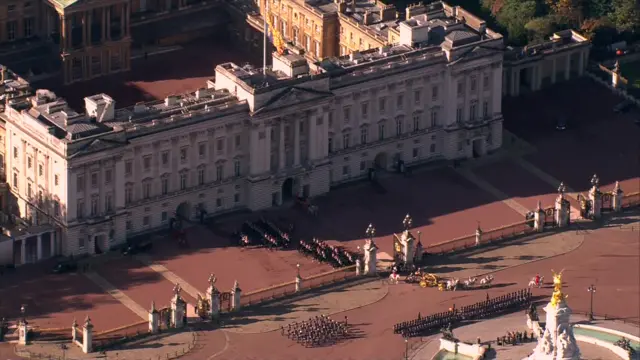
558, 182, 566, 194
296, 263, 300, 278
404, 337, 409, 360
365, 224, 376, 241
590, 174, 599, 188
587, 285, 596, 321
20, 305, 26, 324
403, 214, 413, 231
417, 230, 422, 242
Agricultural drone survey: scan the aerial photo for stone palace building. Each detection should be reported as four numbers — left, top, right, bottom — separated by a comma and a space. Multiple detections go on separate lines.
1, 1, 590, 262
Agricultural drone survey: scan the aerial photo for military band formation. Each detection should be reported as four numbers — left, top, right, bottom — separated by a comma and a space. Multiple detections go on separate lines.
281, 315, 350, 347
298, 238, 358, 268
233, 218, 292, 248
393, 289, 532, 338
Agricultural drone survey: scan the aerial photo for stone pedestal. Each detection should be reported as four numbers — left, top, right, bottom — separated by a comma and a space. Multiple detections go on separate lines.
526, 300, 580, 360
612, 181, 624, 212
295, 275, 302, 292
231, 281, 242, 311
82, 317, 93, 354
207, 287, 221, 320
149, 302, 159, 333
554, 195, 570, 227
18, 321, 28, 346
363, 239, 378, 275
171, 294, 186, 328
71, 319, 78, 343
398, 230, 415, 265
355, 259, 361, 276
534, 202, 545, 232
588, 185, 602, 219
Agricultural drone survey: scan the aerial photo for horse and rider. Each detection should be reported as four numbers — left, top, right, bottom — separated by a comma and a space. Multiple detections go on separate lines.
528, 273, 544, 288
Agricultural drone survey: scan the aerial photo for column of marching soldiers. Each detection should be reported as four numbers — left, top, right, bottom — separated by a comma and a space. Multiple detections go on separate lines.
393, 289, 532, 337
280, 314, 350, 347
232, 218, 358, 268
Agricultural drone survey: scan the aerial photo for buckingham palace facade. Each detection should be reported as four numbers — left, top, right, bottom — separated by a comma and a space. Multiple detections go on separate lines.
3, 3, 505, 257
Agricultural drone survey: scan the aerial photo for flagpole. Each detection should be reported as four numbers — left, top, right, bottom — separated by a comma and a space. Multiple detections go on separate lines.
263, 0, 268, 76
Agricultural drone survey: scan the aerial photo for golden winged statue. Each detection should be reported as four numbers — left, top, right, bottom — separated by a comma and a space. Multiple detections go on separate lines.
550, 269, 568, 307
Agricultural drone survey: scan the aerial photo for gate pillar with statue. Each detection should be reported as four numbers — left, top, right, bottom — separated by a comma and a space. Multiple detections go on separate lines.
206, 274, 221, 320
533, 202, 545, 232
149, 302, 159, 333
231, 281, 242, 311
82, 316, 94, 354
555, 183, 571, 227
170, 284, 187, 328
588, 174, 602, 219
363, 239, 378, 275
393, 214, 415, 265
612, 181, 624, 212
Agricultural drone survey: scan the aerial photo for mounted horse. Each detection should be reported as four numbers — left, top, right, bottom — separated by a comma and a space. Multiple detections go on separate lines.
479, 274, 495, 287
528, 275, 544, 288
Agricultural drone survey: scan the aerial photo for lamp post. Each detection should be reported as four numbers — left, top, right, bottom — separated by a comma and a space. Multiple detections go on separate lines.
590, 174, 599, 188
365, 223, 376, 241
404, 337, 409, 360
558, 182, 566, 195
587, 285, 596, 321
402, 214, 413, 231
296, 263, 300, 278
20, 305, 26, 324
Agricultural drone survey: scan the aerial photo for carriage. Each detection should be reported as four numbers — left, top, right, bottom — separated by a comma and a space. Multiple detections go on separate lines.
419, 273, 441, 288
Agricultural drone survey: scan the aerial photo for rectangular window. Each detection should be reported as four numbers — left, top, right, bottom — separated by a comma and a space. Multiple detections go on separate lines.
432, 85, 438, 100
161, 211, 168, 222
125, 161, 132, 175
379, 97, 386, 113
470, 103, 477, 121
361, 102, 368, 118
471, 77, 477, 92
483, 75, 490, 90
343, 133, 350, 149
13, 146, 18, 159
38, 164, 43, 177
143, 183, 151, 199
360, 161, 366, 171
91, 172, 98, 187
234, 160, 241, 177
216, 165, 223, 181
23, 18, 33, 37
378, 123, 385, 140
328, 138, 333, 153
77, 175, 84, 192
457, 81, 463, 96
27, 157, 32, 168
13, 173, 18, 189
360, 127, 368, 144
125, 188, 133, 204
105, 194, 112, 212
430, 143, 436, 153
105, 169, 112, 184
78, 237, 85, 250
414, 90, 421, 105
216, 138, 224, 153
396, 94, 404, 109
161, 178, 169, 195
126, 220, 132, 231
235, 135, 241, 149
431, 109, 438, 127
343, 107, 351, 123
143, 216, 150, 227
27, 183, 32, 198
413, 114, 420, 131
199, 143, 206, 158
234, 193, 240, 203
456, 107, 463, 123
161, 151, 169, 166
483, 101, 489, 118
91, 197, 98, 216
77, 200, 84, 219
180, 147, 188, 162
396, 118, 403, 136
143, 155, 152, 170
413, 148, 420, 158
55, 174, 59, 186
180, 173, 187, 190
216, 198, 223, 208
6, 21, 16, 41
342, 165, 350, 176
54, 201, 60, 216
198, 167, 205, 185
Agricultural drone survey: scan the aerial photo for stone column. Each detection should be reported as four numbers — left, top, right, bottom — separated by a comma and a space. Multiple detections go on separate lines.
363, 239, 377, 275
149, 302, 159, 333
106, 7, 111, 41
293, 118, 300, 166
475, 225, 482, 246
533, 201, 545, 232
492, 64, 502, 115
82, 317, 94, 354
87, 11, 92, 46
564, 54, 571, 80
278, 121, 285, 170
81, 12, 87, 47
577, 50, 584, 76
18, 320, 28, 345
60, 15, 67, 52
308, 112, 317, 161
71, 319, 78, 343
551, 58, 557, 84
20, 239, 26, 264
50, 234, 55, 257
231, 281, 242, 311
120, 4, 126, 37
36, 234, 42, 261
206, 274, 220, 320
612, 181, 624, 212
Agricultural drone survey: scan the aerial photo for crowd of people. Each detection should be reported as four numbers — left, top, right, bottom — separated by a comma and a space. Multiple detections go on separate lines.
393, 289, 532, 337
281, 315, 350, 347
497, 330, 535, 345
232, 218, 292, 249
298, 238, 358, 268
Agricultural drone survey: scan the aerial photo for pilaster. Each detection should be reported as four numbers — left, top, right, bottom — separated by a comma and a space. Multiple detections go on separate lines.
564, 54, 571, 80
278, 121, 285, 170
293, 118, 300, 166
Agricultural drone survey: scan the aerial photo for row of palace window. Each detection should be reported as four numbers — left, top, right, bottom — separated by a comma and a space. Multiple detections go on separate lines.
456, 100, 491, 123
345, 88, 439, 121
328, 112, 437, 152
457, 74, 491, 96
124, 137, 241, 175
337, 144, 437, 177
4, 18, 36, 41
124, 194, 242, 231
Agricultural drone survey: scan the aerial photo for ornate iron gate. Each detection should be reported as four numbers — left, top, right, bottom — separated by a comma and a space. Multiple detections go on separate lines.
220, 292, 232, 312
601, 192, 613, 212
577, 194, 591, 218
544, 208, 556, 227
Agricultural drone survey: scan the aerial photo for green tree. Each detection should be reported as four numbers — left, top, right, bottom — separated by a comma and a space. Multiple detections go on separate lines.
526, 16, 560, 42
609, 0, 640, 33
584, 0, 612, 19
495, 0, 538, 44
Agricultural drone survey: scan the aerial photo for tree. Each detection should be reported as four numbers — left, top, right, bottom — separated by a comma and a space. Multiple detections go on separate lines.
580, 18, 618, 47
584, 0, 612, 19
526, 16, 560, 42
546, 0, 583, 27
609, 0, 640, 33
495, 0, 538, 45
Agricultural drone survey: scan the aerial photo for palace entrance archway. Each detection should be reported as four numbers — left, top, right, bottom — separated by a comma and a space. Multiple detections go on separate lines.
282, 178, 294, 201
374, 152, 389, 170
